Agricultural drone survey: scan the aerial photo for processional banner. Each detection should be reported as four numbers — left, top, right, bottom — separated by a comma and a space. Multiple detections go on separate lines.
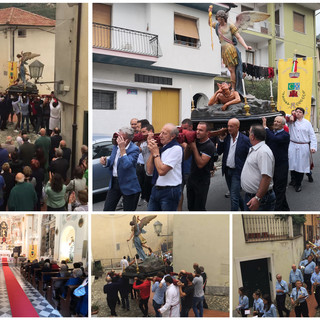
277, 57, 313, 121
8, 61, 17, 86
28, 244, 37, 261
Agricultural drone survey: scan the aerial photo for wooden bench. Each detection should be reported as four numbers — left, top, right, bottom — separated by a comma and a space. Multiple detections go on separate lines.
59, 284, 80, 317
39, 272, 60, 296
47, 276, 72, 307
31, 268, 42, 288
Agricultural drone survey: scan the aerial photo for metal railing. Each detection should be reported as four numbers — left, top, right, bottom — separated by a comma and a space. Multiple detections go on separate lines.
243, 215, 290, 242
93, 23, 161, 57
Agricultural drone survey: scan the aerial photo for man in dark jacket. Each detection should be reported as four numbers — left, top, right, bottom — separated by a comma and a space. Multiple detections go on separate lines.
217, 118, 251, 211
19, 134, 35, 166
263, 116, 290, 211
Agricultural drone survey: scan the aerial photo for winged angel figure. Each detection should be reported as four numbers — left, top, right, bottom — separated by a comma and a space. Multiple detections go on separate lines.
127, 215, 157, 260
16, 51, 40, 84
208, 7, 270, 94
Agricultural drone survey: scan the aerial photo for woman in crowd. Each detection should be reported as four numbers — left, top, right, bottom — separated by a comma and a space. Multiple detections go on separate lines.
237, 287, 249, 317
262, 294, 277, 317
45, 172, 66, 211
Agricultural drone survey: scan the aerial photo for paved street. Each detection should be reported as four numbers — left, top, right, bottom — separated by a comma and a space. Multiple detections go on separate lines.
92, 275, 229, 317
94, 134, 320, 211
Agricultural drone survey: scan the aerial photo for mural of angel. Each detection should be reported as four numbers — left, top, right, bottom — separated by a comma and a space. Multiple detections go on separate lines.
16, 51, 40, 84
208, 7, 270, 94
127, 215, 157, 260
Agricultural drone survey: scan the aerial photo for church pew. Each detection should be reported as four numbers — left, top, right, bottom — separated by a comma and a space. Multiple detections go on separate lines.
32, 268, 42, 288
47, 276, 72, 307
39, 272, 60, 296
59, 284, 80, 317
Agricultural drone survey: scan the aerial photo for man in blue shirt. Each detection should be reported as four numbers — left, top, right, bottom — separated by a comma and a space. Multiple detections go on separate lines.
152, 272, 166, 317
302, 244, 312, 260
289, 264, 304, 289
299, 255, 316, 294
311, 265, 320, 308
275, 274, 290, 317
290, 280, 309, 317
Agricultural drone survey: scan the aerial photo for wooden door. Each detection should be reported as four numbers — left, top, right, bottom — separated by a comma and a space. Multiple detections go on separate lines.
152, 88, 179, 133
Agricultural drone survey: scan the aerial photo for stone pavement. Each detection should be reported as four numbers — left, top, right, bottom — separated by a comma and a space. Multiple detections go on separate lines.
91, 276, 229, 317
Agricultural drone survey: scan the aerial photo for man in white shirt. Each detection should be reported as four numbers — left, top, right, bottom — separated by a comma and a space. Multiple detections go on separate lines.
120, 256, 129, 271
147, 123, 183, 211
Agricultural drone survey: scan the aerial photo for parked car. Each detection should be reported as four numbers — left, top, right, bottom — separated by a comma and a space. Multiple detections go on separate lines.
92, 135, 113, 195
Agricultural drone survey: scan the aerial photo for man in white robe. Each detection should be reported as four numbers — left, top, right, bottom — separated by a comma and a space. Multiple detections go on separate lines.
288, 107, 317, 192
159, 276, 180, 317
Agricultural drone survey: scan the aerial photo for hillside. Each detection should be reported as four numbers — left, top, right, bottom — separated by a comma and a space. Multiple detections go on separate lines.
0, 3, 56, 19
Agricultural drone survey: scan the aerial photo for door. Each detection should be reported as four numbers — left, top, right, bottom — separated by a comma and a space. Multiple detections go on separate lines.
93, 4, 111, 48
152, 88, 179, 133
240, 258, 271, 306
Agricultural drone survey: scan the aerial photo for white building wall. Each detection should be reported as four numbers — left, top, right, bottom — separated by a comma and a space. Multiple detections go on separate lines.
109, 3, 221, 74
93, 63, 214, 135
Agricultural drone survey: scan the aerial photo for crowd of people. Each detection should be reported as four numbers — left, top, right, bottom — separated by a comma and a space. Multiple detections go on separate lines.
100, 107, 317, 211
21, 258, 88, 316
103, 260, 208, 317
237, 240, 320, 317
0, 91, 88, 211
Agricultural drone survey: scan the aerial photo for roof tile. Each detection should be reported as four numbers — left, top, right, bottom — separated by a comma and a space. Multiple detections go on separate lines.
0, 7, 55, 26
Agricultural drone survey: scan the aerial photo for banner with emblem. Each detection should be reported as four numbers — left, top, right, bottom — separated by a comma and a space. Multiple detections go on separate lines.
277, 57, 313, 121
8, 61, 17, 86
28, 244, 37, 261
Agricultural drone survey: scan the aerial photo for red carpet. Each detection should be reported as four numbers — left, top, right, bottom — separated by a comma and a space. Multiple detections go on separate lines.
2, 257, 39, 317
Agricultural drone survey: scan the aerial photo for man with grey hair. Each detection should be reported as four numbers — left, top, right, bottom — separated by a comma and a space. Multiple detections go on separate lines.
100, 126, 141, 211
49, 148, 69, 181
146, 123, 183, 211
262, 116, 290, 211
241, 124, 275, 211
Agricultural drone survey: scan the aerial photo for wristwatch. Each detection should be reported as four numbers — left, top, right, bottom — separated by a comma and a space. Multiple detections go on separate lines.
254, 195, 261, 202
153, 154, 160, 159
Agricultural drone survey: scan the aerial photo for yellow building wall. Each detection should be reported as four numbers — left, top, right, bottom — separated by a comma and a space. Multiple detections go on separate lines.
91, 214, 173, 262
0, 27, 55, 93
173, 214, 229, 295
233, 215, 304, 311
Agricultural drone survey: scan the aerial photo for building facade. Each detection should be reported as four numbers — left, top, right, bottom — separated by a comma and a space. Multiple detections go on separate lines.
233, 214, 304, 316
0, 7, 55, 94
55, 3, 88, 171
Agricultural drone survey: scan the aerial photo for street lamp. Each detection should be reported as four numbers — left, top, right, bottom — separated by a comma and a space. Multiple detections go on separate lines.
153, 220, 163, 236
29, 59, 63, 85
153, 220, 172, 237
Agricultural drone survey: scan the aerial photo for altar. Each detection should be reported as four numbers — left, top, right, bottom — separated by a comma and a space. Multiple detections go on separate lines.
0, 249, 11, 258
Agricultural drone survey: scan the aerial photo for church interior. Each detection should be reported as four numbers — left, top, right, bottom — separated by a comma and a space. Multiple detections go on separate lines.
0, 214, 88, 317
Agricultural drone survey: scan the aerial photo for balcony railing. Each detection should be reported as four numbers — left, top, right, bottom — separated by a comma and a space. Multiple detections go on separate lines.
93, 23, 161, 57
242, 215, 301, 242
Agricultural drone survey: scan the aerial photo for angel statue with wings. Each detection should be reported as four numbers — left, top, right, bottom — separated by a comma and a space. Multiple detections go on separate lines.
208, 7, 269, 94
127, 215, 157, 260
16, 51, 40, 84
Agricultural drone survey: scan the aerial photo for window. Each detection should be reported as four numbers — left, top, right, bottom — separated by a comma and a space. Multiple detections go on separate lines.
293, 12, 305, 33
116, 243, 120, 251
135, 74, 172, 85
18, 29, 26, 38
93, 89, 116, 110
174, 14, 200, 48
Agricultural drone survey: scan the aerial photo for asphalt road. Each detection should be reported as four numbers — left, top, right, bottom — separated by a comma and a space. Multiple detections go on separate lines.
93, 135, 320, 212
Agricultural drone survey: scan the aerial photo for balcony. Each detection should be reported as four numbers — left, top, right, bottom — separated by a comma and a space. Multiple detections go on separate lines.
93, 23, 162, 67
243, 215, 302, 242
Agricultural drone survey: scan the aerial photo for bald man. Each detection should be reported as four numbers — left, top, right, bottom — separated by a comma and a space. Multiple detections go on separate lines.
147, 123, 183, 211
262, 116, 290, 211
8, 173, 37, 211
217, 118, 250, 211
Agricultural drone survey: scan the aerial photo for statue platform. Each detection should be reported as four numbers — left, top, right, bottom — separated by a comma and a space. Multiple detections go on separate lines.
122, 257, 165, 278
191, 97, 281, 131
